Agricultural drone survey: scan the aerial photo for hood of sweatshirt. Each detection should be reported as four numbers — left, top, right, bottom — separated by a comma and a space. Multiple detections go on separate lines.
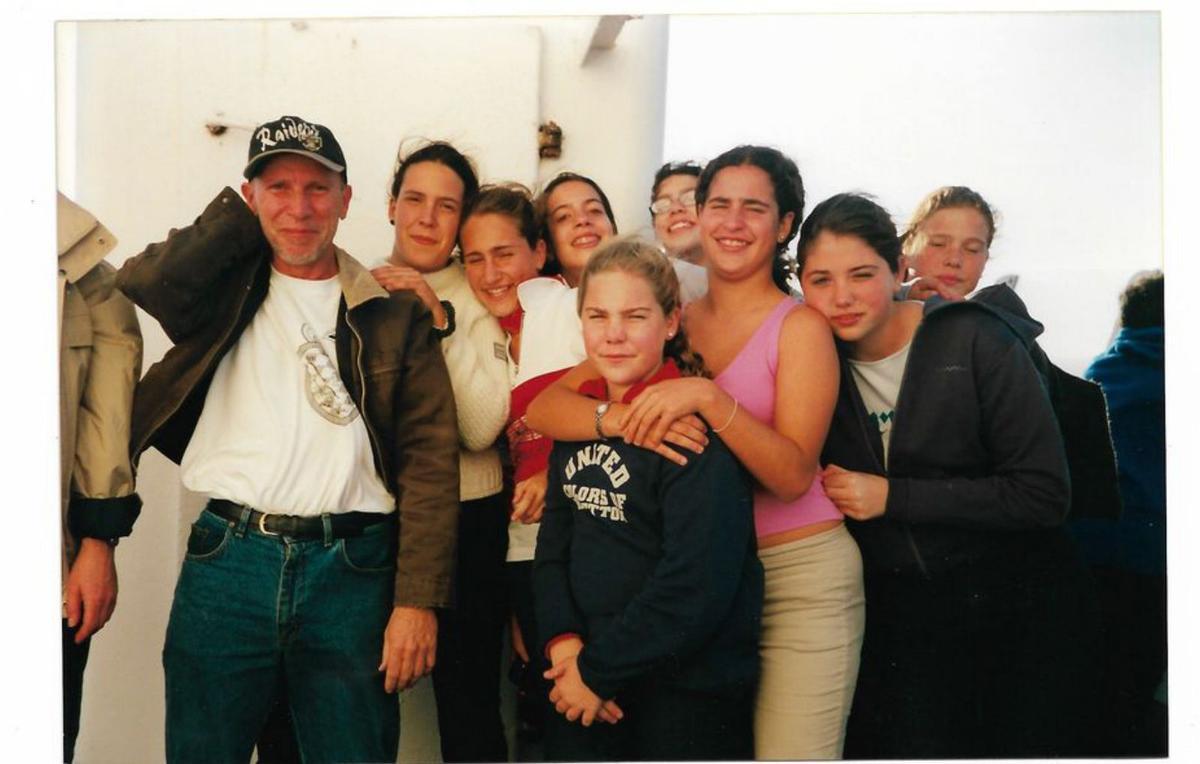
924, 283, 1045, 348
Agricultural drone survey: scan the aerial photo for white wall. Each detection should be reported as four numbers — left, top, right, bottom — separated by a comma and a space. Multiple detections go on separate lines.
58, 14, 666, 763
534, 15, 670, 236
663, 12, 1161, 375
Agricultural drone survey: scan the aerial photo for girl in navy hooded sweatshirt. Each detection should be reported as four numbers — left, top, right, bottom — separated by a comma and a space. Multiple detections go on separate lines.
533, 237, 763, 761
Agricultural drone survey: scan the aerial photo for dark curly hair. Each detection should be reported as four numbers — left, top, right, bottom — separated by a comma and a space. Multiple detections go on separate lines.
1119, 270, 1164, 329
695, 145, 805, 291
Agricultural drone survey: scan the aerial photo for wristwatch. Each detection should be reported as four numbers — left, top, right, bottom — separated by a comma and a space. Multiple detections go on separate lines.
433, 300, 456, 340
594, 401, 612, 439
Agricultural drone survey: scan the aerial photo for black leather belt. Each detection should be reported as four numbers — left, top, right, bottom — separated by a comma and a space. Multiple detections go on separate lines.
206, 499, 392, 540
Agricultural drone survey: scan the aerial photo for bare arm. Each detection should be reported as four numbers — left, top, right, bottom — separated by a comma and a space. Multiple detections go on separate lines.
620, 306, 838, 502
525, 360, 609, 439
525, 360, 709, 466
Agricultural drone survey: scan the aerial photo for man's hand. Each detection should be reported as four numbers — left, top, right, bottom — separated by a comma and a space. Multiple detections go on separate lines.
379, 605, 437, 693
512, 470, 548, 524
370, 265, 447, 327
822, 464, 889, 521
64, 538, 118, 644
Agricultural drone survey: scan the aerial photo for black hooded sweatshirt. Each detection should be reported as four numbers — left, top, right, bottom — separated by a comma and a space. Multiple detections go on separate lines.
822, 284, 1071, 577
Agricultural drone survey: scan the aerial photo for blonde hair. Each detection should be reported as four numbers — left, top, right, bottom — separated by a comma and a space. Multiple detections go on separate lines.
900, 185, 997, 258
576, 236, 708, 378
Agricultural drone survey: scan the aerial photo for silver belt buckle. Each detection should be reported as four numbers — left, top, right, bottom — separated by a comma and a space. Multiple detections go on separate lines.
257, 513, 280, 536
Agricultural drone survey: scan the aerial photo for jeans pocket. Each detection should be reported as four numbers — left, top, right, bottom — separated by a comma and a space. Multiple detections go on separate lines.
338, 527, 396, 574
184, 516, 231, 561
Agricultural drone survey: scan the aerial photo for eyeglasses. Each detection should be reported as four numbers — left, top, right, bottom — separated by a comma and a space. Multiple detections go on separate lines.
649, 189, 697, 216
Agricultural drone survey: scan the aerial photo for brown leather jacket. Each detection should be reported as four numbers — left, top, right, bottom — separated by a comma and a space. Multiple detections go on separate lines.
115, 188, 460, 608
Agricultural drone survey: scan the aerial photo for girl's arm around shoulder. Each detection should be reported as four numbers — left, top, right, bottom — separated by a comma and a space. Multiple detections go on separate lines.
886, 319, 1070, 530
526, 360, 605, 441
672, 304, 836, 501
526, 361, 709, 466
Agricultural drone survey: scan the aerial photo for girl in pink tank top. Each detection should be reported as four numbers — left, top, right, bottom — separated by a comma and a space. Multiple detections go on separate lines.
526, 146, 864, 760
714, 295, 843, 539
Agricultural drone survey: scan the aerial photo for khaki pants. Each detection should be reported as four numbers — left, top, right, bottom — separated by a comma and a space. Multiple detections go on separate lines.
754, 523, 865, 760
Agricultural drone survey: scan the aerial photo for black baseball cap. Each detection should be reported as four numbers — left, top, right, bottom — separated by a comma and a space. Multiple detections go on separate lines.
243, 115, 347, 181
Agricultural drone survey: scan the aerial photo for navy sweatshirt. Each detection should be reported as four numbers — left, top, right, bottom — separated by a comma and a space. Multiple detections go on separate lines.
533, 362, 763, 700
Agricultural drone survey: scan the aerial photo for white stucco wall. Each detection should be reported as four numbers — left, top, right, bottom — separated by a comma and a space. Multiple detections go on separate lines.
57, 14, 667, 763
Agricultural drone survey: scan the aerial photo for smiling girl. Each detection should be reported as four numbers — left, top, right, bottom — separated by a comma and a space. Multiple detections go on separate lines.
527, 145, 864, 760
650, 160, 704, 265
534, 238, 762, 761
368, 141, 512, 762
458, 183, 575, 755
536, 172, 618, 286
898, 185, 996, 301
797, 192, 1097, 758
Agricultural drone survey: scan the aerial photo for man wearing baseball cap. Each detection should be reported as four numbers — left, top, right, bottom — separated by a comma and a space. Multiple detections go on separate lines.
116, 115, 459, 762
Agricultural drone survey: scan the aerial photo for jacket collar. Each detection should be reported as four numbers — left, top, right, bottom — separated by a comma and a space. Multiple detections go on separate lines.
334, 247, 390, 309
57, 192, 116, 283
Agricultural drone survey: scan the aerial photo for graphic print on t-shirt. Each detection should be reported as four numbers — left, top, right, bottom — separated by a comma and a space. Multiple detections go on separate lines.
848, 341, 911, 466
297, 322, 358, 425
561, 442, 630, 523
866, 409, 895, 444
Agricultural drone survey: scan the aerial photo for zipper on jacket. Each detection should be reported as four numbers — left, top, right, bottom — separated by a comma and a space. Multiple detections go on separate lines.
345, 309, 388, 487
847, 343, 932, 580
135, 276, 259, 461
889, 326, 932, 579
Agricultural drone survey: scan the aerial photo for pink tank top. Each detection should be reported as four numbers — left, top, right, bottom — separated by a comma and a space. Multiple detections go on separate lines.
713, 296, 842, 539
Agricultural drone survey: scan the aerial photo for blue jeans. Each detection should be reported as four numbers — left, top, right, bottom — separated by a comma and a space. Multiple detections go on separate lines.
163, 506, 399, 764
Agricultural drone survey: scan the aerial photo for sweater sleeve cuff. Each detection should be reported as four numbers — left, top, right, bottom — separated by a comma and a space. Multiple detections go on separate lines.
577, 651, 619, 701
884, 478, 909, 522
392, 574, 453, 610
67, 493, 143, 539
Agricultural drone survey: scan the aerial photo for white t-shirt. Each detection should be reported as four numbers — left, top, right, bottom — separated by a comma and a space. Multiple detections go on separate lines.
671, 257, 709, 305
181, 267, 394, 516
848, 342, 912, 467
